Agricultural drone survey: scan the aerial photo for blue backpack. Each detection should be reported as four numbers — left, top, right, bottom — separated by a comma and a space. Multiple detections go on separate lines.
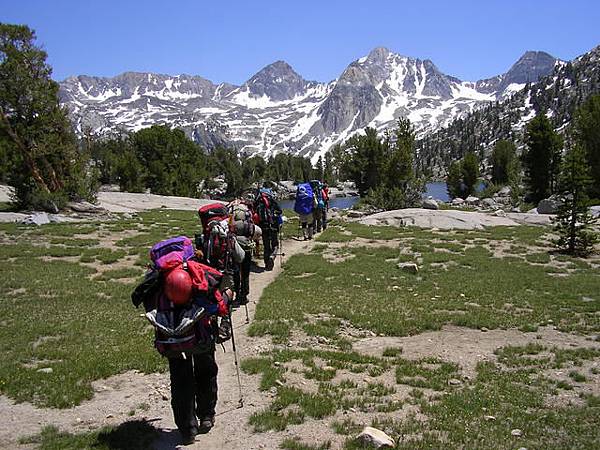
294, 182, 314, 215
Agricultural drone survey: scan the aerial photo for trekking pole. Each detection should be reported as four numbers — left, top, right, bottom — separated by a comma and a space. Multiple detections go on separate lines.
228, 309, 244, 409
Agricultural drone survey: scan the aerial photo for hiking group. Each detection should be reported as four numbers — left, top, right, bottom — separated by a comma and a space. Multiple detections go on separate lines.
294, 180, 329, 240
131, 186, 282, 445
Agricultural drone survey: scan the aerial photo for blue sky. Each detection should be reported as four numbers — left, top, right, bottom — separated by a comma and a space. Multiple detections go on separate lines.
2, 0, 599, 84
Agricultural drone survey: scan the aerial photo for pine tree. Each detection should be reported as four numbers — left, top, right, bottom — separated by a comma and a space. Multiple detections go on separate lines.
446, 161, 463, 199
522, 113, 563, 203
315, 156, 324, 181
573, 94, 600, 200
461, 152, 479, 197
553, 144, 598, 256
490, 140, 517, 185
0, 23, 95, 209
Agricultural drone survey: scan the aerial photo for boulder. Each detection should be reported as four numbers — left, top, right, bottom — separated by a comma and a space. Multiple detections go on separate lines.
20, 212, 50, 226
537, 196, 562, 214
451, 197, 465, 206
67, 201, 105, 213
494, 209, 507, 217
422, 198, 439, 210
465, 196, 480, 205
397, 262, 419, 274
590, 205, 600, 219
481, 198, 497, 209
347, 210, 366, 218
356, 427, 395, 448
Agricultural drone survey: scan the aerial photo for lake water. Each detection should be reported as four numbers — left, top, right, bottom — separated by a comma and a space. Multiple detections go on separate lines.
279, 182, 474, 209
280, 182, 455, 209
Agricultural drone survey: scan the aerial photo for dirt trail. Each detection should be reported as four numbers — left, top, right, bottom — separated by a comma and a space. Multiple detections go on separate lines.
0, 236, 313, 450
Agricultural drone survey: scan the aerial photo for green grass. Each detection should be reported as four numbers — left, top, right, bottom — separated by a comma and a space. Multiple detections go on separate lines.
0, 209, 210, 408
245, 220, 600, 448
253, 225, 600, 337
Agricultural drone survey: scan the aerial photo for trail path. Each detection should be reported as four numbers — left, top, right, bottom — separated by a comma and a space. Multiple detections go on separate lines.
0, 236, 313, 450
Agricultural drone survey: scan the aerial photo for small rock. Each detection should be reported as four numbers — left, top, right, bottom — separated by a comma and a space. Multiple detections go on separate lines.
21, 212, 51, 226
347, 210, 365, 218
452, 197, 465, 206
422, 198, 439, 210
494, 209, 507, 217
511, 429, 523, 437
484, 415, 496, 421
37, 367, 53, 374
448, 378, 462, 386
349, 407, 357, 413
323, 366, 336, 371
275, 379, 285, 387
356, 426, 395, 448
106, 414, 114, 419
397, 262, 418, 274
273, 361, 281, 367
481, 327, 489, 332
465, 196, 480, 205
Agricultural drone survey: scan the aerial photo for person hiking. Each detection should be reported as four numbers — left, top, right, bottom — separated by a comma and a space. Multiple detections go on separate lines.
310, 180, 325, 233
294, 181, 315, 240
132, 236, 234, 445
321, 181, 330, 230
228, 198, 261, 306
253, 184, 282, 270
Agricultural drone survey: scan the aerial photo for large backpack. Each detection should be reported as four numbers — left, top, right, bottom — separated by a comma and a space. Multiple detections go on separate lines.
197, 203, 232, 270
294, 182, 314, 215
140, 236, 226, 357
255, 189, 277, 227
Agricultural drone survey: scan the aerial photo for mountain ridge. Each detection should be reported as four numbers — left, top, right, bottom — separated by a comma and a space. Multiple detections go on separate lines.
58, 46, 565, 161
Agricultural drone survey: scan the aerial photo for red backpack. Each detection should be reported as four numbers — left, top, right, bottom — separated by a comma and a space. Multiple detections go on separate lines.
197, 203, 233, 271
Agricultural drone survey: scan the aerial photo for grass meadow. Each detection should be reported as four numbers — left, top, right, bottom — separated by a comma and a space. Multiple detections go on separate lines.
2, 211, 599, 449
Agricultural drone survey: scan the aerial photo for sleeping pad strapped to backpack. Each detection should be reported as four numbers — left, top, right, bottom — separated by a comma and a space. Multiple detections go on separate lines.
294, 182, 314, 215
133, 236, 228, 357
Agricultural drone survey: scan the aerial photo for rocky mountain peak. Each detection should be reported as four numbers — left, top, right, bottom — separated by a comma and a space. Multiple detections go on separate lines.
503, 50, 558, 86
366, 47, 392, 64
241, 60, 308, 101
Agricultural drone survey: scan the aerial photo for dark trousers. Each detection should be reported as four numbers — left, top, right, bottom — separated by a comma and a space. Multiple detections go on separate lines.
262, 226, 279, 264
168, 351, 218, 434
234, 250, 251, 298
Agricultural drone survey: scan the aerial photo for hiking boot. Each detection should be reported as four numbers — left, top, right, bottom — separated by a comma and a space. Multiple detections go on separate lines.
198, 416, 215, 434
180, 427, 198, 445
265, 259, 274, 271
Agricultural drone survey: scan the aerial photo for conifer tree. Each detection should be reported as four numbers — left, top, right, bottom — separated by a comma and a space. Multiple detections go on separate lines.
0, 23, 95, 209
553, 144, 598, 256
490, 140, 517, 185
522, 113, 563, 203
573, 94, 600, 200
461, 152, 479, 197
446, 161, 463, 199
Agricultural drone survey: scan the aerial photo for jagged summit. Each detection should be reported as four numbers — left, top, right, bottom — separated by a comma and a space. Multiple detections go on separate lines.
58, 44, 573, 161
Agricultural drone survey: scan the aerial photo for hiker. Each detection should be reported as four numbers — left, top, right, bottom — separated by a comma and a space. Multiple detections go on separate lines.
228, 198, 261, 305
254, 185, 282, 270
322, 181, 330, 230
310, 180, 325, 233
131, 236, 235, 445
294, 181, 315, 240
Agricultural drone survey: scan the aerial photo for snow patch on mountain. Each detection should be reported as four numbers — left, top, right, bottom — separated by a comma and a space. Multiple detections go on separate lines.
59, 48, 559, 160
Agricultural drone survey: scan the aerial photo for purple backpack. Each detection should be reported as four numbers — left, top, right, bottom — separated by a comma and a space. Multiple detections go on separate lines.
150, 236, 195, 271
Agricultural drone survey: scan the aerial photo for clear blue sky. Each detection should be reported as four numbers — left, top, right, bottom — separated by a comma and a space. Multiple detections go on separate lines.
2, 0, 599, 84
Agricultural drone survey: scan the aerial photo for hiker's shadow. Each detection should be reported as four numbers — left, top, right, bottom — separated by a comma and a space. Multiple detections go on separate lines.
250, 261, 265, 273
94, 419, 181, 449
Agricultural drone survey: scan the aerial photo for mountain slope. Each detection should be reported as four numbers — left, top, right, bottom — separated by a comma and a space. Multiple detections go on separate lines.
59, 48, 560, 161
416, 45, 600, 176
